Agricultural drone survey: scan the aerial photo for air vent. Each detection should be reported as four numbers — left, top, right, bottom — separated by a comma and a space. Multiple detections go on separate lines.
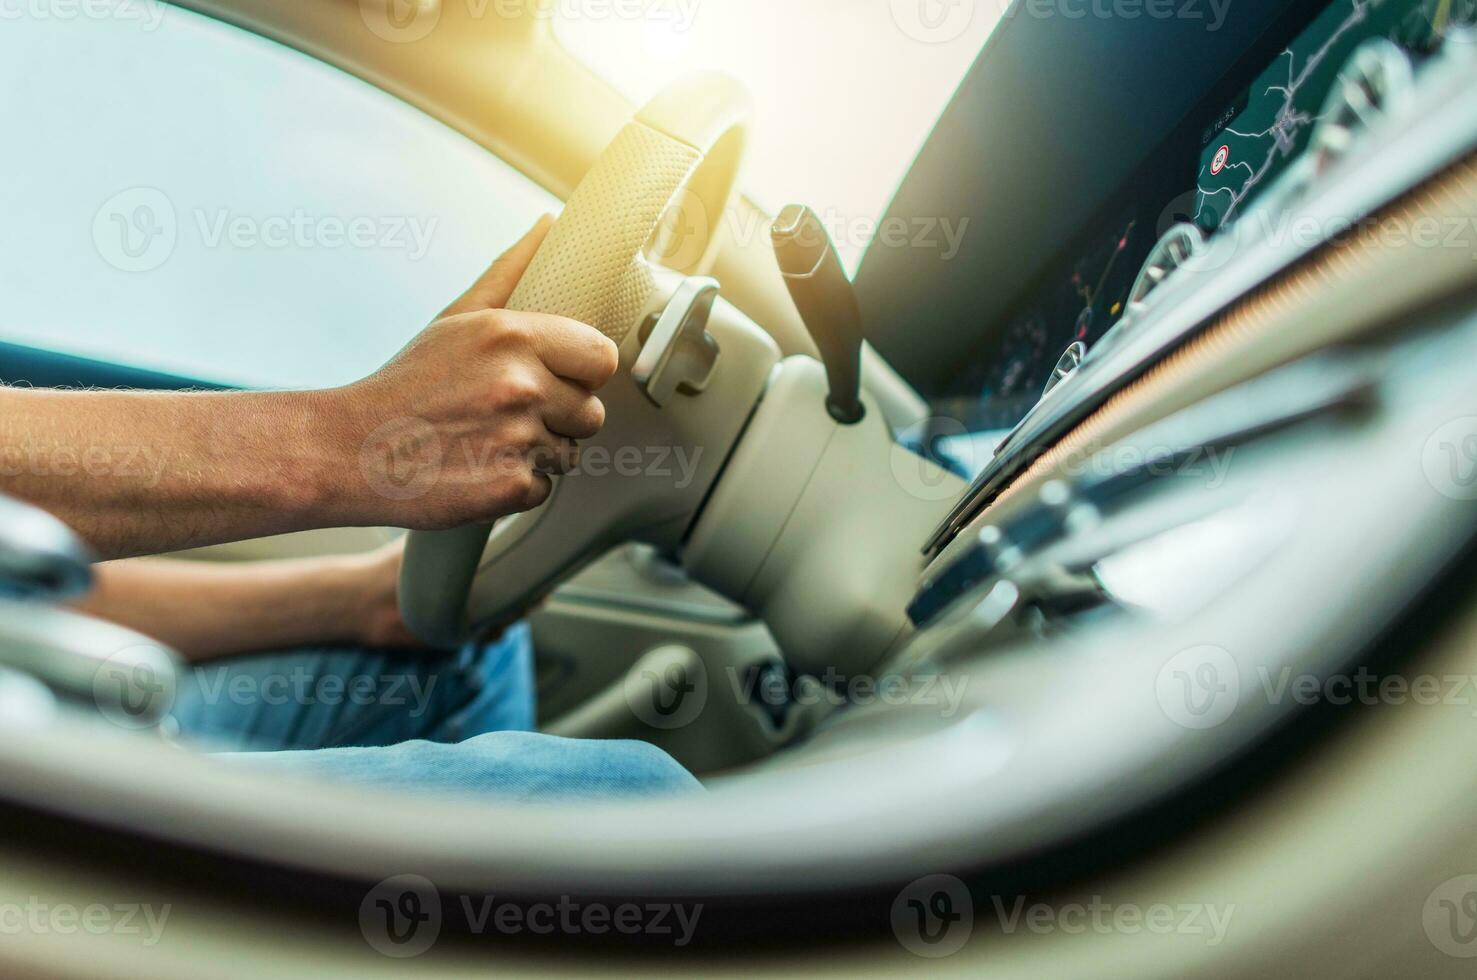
1309, 39, 1416, 175
1126, 222, 1206, 316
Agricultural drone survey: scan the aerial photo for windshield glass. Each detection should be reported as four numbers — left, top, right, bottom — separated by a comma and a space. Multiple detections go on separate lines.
553, 1, 998, 273
0, 2, 558, 389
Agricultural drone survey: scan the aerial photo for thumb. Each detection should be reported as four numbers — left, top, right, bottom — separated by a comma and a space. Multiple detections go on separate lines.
441, 213, 555, 318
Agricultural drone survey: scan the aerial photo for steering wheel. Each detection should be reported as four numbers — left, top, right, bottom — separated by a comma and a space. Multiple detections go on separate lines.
399, 74, 762, 646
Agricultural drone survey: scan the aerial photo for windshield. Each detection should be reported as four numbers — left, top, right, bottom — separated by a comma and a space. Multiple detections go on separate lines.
0, 3, 558, 389
553, 1, 998, 273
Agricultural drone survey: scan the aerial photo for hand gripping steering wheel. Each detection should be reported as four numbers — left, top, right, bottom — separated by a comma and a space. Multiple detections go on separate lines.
400, 74, 764, 646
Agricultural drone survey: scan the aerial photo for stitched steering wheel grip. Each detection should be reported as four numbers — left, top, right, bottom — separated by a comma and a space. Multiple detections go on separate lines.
399, 73, 752, 647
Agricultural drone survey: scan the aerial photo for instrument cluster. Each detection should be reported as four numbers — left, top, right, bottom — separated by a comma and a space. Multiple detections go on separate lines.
937, 0, 1475, 446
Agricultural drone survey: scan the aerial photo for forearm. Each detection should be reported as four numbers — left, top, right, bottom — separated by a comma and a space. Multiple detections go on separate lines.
74, 556, 376, 663
0, 386, 363, 559
0, 219, 617, 560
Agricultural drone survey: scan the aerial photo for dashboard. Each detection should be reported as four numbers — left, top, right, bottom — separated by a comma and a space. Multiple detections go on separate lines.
928, 0, 1475, 438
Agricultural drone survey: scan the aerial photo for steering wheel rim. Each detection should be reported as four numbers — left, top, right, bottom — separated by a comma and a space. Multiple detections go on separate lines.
400, 73, 752, 646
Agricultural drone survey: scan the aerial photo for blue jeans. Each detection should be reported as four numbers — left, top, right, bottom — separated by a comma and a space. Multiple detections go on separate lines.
170, 624, 700, 801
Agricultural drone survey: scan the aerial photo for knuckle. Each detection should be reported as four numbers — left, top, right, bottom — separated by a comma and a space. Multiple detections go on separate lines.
500, 466, 535, 500
495, 371, 543, 410
526, 442, 557, 470
514, 419, 546, 449
524, 473, 554, 508
593, 335, 620, 381
580, 396, 607, 435
482, 310, 525, 346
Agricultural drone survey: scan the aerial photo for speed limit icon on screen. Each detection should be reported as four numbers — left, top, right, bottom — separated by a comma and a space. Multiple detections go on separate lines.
1210, 144, 1231, 176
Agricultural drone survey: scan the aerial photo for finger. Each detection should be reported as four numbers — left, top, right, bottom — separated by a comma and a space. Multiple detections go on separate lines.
527, 438, 581, 477
441, 214, 555, 318
522, 471, 555, 511
541, 375, 607, 440
509, 312, 621, 390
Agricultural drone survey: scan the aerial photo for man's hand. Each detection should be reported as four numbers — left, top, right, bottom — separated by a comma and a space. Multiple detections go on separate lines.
343, 538, 425, 650
0, 218, 618, 560
337, 217, 620, 530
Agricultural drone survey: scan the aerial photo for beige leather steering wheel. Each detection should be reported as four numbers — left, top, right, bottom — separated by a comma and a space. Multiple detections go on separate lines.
400, 73, 757, 646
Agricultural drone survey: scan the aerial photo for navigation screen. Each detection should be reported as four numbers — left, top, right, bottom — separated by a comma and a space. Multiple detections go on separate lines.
1196, 0, 1476, 230
937, 0, 1475, 454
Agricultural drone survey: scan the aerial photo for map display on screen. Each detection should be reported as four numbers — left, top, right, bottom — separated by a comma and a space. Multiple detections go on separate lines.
1196, 0, 1475, 230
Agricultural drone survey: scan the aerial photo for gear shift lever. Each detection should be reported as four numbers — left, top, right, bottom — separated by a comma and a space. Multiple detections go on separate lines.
771, 204, 865, 424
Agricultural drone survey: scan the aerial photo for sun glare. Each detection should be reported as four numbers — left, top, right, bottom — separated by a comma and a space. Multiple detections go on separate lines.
552, 1, 1000, 273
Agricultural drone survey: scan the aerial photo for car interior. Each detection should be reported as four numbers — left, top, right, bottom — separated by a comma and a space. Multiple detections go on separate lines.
4, 0, 1477, 974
